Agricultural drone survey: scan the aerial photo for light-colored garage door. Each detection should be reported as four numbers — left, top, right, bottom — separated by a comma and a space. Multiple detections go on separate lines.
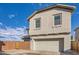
34, 38, 64, 52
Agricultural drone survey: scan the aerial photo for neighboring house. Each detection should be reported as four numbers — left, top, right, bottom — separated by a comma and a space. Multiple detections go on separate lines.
22, 28, 30, 41
74, 27, 79, 41
28, 4, 75, 52
22, 35, 30, 41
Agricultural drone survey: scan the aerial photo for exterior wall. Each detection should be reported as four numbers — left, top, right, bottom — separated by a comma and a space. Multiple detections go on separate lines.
30, 34, 71, 52
29, 7, 72, 52
29, 9, 71, 35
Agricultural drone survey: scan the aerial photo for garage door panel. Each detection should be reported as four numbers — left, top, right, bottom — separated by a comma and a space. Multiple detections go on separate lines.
34, 39, 64, 52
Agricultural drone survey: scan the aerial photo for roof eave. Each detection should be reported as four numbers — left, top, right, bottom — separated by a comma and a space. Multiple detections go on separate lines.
74, 27, 79, 31
27, 4, 76, 21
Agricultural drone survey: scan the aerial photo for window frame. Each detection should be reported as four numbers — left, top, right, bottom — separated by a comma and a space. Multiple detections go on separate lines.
35, 18, 41, 29
53, 13, 62, 26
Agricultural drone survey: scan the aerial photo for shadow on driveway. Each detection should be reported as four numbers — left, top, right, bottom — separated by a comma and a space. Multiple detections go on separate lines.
60, 50, 79, 55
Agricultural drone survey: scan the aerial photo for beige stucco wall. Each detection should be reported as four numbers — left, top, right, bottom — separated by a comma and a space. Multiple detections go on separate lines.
30, 34, 71, 52
29, 8, 72, 52
29, 9, 71, 35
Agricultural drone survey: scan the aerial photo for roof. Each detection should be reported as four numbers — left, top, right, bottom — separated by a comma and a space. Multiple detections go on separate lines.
26, 27, 29, 30
22, 35, 30, 41
27, 4, 76, 20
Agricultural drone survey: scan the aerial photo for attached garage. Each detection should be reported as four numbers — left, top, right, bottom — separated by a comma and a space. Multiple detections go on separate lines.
34, 38, 64, 52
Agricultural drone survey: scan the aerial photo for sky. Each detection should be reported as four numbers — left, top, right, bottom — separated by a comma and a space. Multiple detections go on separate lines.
0, 3, 78, 41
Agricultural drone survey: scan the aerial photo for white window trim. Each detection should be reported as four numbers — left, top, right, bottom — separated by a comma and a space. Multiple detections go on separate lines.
34, 17, 41, 30
53, 13, 62, 27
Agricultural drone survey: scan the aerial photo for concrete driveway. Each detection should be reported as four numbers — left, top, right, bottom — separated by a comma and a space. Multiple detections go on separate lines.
0, 49, 79, 55
61, 50, 79, 55
0, 49, 60, 55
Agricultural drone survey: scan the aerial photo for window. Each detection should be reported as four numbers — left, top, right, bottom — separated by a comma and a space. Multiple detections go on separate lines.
35, 18, 41, 28
54, 13, 62, 25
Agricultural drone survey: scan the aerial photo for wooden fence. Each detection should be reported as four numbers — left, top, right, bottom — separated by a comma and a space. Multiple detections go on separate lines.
0, 41, 30, 51
71, 41, 79, 52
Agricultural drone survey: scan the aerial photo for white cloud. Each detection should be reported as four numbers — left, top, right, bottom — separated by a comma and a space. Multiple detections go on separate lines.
8, 14, 15, 19
0, 22, 28, 41
0, 22, 3, 25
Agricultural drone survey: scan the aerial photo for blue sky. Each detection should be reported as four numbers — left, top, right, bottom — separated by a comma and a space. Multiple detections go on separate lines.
0, 3, 78, 41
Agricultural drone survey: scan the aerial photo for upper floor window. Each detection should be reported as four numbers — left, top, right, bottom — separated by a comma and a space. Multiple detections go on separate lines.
54, 13, 62, 25
35, 18, 41, 29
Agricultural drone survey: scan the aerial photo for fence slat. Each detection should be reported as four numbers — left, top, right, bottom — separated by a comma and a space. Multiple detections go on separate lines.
0, 41, 30, 51
71, 41, 79, 52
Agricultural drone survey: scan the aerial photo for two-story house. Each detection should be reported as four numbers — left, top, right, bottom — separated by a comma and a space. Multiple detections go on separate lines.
28, 4, 75, 52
